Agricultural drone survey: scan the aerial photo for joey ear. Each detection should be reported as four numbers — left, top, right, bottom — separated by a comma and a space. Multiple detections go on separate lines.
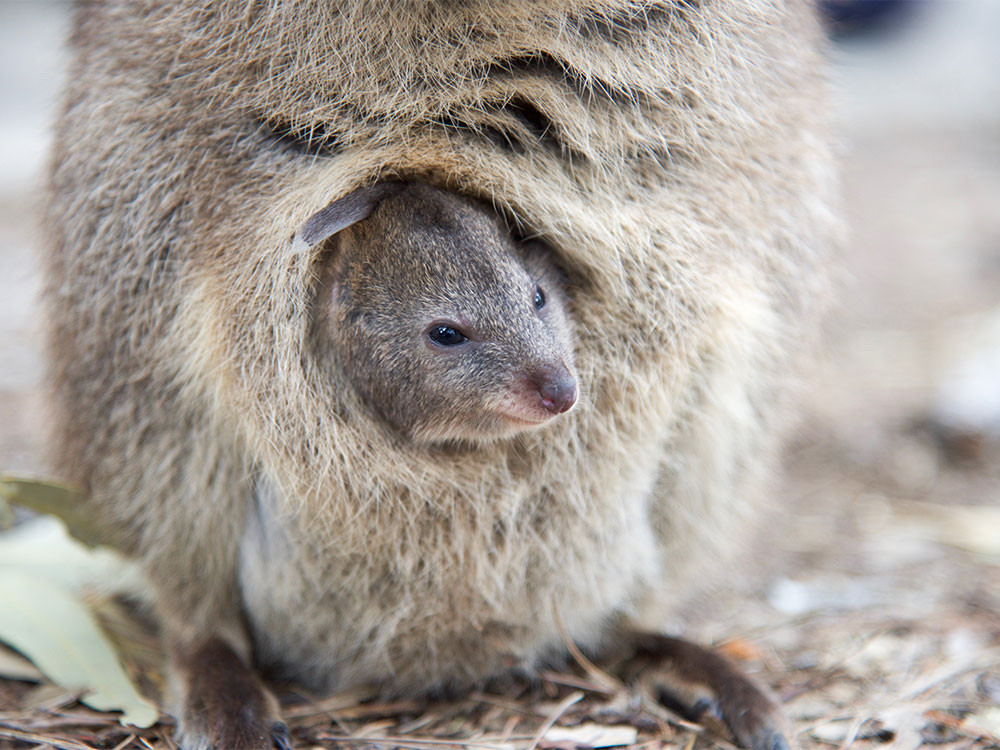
293, 182, 405, 250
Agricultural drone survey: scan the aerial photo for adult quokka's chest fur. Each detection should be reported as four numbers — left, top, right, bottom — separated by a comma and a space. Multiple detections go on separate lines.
238, 428, 663, 691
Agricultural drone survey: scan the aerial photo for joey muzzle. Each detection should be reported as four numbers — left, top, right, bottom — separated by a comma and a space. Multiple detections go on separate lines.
528, 365, 577, 414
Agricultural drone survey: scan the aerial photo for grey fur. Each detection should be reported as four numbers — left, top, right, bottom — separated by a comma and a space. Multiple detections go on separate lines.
297, 182, 406, 247
313, 182, 577, 444
44, 1, 839, 746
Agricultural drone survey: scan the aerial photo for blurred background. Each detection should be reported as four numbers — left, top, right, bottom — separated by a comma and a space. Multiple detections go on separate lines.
0, 1, 997, 745
0, 2, 64, 474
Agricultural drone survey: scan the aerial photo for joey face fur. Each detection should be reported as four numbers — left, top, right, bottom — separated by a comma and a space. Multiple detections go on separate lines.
319, 184, 576, 444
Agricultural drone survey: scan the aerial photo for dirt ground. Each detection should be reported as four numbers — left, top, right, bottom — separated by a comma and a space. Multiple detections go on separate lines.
1, 3, 998, 749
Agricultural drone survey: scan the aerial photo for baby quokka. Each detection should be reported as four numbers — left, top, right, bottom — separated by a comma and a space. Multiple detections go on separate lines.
309, 182, 577, 445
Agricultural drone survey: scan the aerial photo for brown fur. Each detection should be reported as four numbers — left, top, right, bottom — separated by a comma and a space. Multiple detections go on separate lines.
626, 634, 788, 750
172, 637, 289, 750
44, 1, 838, 747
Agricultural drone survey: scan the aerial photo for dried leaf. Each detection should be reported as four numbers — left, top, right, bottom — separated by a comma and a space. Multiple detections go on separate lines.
810, 718, 852, 744
895, 500, 1000, 559
718, 638, 763, 662
0, 494, 13, 530
963, 707, 1000, 742
0, 569, 158, 728
541, 723, 638, 748
0, 475, 117, 549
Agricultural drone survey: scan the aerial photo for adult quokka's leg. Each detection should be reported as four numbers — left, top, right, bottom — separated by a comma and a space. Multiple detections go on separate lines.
170, 633, 289, 750
624, 633, 789, 750
139, 466, 287, 750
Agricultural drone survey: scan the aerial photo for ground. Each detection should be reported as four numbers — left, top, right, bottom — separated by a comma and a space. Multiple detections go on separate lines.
1, 2, 998, 749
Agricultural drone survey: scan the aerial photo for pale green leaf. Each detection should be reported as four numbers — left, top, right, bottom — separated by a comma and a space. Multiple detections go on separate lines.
0, 569, 159, 727
0, 644, 43, 682
0, 516, 146, 596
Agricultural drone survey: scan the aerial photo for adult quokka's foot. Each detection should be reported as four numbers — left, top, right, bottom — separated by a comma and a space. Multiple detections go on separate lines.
623, 632, 790, 750
172, 636, 288, 750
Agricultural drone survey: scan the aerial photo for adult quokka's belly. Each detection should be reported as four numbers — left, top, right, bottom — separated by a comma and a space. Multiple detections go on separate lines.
237, 471, 660, 693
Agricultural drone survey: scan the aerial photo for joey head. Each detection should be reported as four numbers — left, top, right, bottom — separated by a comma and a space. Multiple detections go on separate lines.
309, 182, 577, 444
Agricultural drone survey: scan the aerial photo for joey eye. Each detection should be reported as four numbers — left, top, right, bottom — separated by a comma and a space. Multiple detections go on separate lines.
534, 286, 546, 310
427, 325, 468, 347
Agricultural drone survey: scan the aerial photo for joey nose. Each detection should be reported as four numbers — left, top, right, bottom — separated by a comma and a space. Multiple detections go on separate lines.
531, 366, 577, 414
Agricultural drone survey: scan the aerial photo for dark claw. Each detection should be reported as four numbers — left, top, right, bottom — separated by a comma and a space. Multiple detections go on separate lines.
271, 721, 292, 750
689, 696, 723, 722
655, 689, 723, 723
654, 686, 696, 720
